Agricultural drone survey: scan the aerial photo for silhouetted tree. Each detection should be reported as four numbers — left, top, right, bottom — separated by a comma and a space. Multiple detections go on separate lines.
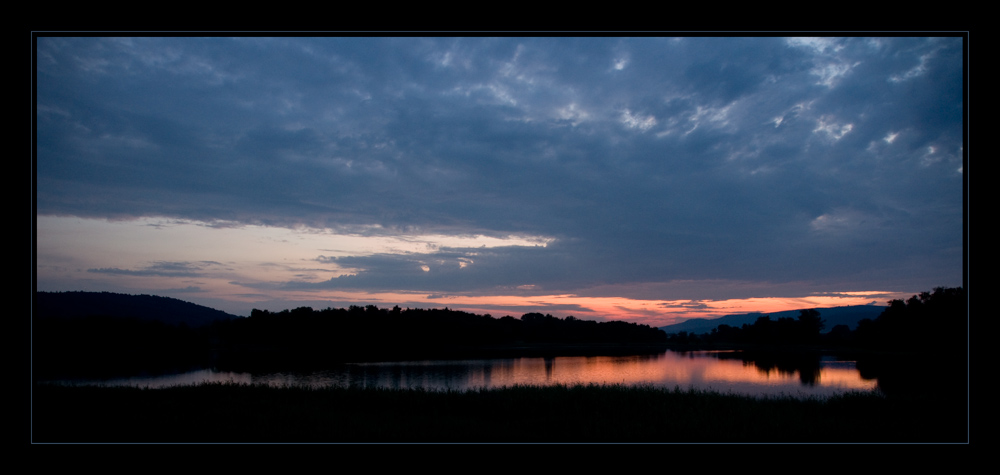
853, 286, 965, 352
796, 309, 825, 343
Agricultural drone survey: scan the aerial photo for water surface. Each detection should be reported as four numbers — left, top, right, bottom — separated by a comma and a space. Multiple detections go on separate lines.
47, 350, 877, 399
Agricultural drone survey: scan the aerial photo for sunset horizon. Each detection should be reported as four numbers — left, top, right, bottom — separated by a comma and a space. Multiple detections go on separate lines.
34, 214, 932, 328
35, 36, 964, 330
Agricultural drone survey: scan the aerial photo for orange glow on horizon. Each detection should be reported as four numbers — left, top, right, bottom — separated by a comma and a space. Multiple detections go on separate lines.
36, 215, 917, 326
233, 289, 900, 328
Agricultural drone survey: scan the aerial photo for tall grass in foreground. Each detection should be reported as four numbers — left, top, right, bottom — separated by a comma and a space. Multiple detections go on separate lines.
32, 382, 965, 443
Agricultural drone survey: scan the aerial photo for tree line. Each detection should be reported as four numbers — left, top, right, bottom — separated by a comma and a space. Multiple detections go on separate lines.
666, 286, 966, 352
34, 302, 668, 377
211, 305, 667, 364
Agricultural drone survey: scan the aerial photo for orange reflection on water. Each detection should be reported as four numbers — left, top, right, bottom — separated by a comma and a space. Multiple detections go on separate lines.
53, 351, 878, 399
448, 351, 877, 397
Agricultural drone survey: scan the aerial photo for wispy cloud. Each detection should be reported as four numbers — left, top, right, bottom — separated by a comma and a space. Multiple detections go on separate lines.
36, 36, 965, 321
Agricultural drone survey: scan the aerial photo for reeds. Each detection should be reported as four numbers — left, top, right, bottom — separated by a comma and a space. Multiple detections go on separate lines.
31, 382, 963, 443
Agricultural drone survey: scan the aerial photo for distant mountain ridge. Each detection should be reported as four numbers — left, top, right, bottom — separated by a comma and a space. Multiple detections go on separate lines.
35, 291, 239, 328
659, 305, 887, 335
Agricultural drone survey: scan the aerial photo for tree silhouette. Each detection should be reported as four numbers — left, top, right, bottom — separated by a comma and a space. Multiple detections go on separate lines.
796, 309, 825, 343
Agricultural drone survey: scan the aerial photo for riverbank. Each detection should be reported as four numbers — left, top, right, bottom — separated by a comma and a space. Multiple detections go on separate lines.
31, 382, 966, 443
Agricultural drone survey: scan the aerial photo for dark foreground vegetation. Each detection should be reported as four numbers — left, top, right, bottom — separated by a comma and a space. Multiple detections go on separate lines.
31, 287, 967, 443
665, 286, 968, 412
34, 287, 966, 378
34, 297, 668, 379
665, 287, 966, 355
31, 382, 965, 443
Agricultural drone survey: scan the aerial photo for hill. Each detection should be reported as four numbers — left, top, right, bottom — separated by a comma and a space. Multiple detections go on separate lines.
659, 305, 886, 335
35, 291, 239, 328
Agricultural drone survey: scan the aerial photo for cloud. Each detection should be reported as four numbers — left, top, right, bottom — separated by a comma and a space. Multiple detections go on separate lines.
620, 109, 657, 131
88, 261, 219, 277
36, 36, 965, 318
284, 244, 580, 293
813, 115, 854, 141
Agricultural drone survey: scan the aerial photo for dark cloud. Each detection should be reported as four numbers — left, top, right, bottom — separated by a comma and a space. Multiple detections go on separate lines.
287, 244, 583, 293
37, 36, 964, 300
87, 261, 214, 277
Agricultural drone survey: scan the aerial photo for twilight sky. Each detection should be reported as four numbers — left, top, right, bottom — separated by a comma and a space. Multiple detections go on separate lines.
34, 36, 965, 326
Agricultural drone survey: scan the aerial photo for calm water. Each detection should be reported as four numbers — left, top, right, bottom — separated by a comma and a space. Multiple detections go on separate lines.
46, 350, 878, 399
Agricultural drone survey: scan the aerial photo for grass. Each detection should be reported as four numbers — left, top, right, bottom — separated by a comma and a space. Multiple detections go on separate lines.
30, 382, 966, 443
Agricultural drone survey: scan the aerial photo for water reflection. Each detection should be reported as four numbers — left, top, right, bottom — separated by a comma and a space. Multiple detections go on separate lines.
45, 350, 877, 399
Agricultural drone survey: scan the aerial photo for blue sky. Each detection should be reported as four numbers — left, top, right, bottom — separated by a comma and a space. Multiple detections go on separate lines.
34, 36, 965, 326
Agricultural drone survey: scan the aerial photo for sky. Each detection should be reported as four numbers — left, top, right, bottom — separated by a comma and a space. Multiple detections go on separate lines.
34, 36, 966, 327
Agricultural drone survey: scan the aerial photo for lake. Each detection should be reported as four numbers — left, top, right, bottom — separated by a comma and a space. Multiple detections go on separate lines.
44, 349, 878, 399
